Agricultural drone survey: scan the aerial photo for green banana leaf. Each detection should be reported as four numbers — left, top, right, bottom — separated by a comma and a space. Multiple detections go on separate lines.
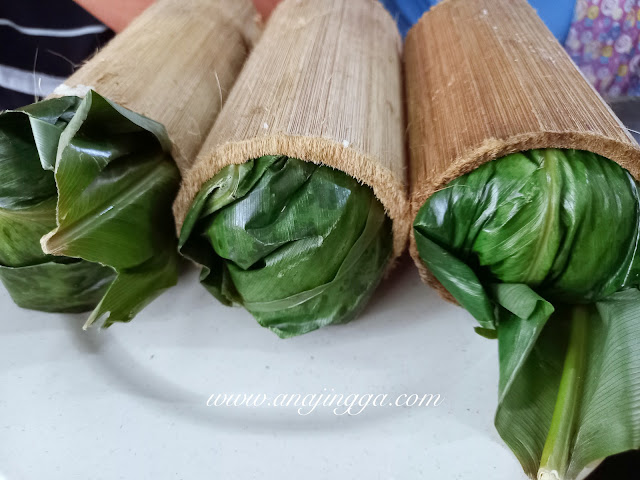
413, 149, 640, 479
0, 91, 181, 326
179, 155, 393, 338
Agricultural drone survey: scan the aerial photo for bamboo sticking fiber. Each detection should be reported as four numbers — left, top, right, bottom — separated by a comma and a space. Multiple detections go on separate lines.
53, 0, 261, 173
174, 0, 407, 338
0, 0, 259, 327
405, 1, 640, 479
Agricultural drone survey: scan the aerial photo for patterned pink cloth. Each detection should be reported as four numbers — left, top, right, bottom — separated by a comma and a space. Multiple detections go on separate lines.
564, 0, 640, 96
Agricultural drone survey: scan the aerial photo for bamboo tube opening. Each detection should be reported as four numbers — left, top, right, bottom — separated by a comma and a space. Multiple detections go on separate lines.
50, 0, 261, 173
405, 0, 640, 299
173, 0, 409, 260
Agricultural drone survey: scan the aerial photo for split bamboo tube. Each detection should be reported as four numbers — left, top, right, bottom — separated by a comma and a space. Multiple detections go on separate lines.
51, 0, 261, 173
405, 0, 640, 299
174, 0, 408, 259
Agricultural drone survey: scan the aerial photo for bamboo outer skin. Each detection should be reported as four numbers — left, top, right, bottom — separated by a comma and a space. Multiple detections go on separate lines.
405, 0, 640, 301
51, 0, 261, 174
174, 0, 409, 259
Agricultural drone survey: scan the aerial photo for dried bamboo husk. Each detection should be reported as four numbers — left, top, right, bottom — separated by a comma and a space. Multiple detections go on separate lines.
405, 0, 640, 301
173, 0, 408, 259
50, 0, 261, 173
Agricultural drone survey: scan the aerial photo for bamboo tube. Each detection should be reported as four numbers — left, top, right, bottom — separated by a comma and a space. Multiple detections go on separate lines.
405, 0, 640, 300
173, 0, 408, 259
51, 0, 261, 173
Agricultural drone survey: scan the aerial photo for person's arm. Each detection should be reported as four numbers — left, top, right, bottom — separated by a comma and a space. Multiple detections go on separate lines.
253, 0, 281, 18
76, 0, 283, 33
73, 0, 154, 32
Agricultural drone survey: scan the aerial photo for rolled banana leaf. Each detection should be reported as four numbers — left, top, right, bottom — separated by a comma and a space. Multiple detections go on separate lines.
174, 0, 407, 337
0, 0, 259, 327
405, 0, 640, 478
0, 91, 180, 327
179, 155, 392, 337
413, 149, 640, 479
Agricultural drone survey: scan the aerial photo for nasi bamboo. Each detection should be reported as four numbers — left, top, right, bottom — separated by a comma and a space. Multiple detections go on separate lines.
406, 0, 640, 478
0, 0, 259, 327
174, 0, 408, 338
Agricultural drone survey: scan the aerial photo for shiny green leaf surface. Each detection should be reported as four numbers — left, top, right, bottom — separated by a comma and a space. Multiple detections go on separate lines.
179, 155, 393, 338
0, 91, 180, 325
0, 259, 115, 313
0, 197, 57, 267
414, 149, 640, 479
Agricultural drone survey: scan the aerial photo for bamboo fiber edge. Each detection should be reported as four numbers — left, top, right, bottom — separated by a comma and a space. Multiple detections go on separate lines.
174, 0, 409, 260
50, 0, 261, 173
405, 0, 640, 302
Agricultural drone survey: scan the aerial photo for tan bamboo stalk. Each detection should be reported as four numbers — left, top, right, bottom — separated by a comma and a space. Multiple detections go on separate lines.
173, 0, 409, 259
51, 0, 261, 173
405, 0, 640, 300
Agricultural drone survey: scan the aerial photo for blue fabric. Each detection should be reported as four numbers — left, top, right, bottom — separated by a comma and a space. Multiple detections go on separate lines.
380, 0, 576, 43
529, 0, 575, 43
379, 0, 430, 38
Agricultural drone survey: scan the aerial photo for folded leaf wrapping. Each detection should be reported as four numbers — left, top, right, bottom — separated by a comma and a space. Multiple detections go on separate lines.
405, 0, 640, 478
0, 92, 179, 324
0, 0, 259, 326
174, 0, 407, 337
179, 155, 392, 337
414, 149, 640, 479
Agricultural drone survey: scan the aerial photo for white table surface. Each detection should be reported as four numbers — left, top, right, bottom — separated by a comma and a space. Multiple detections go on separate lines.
0, 255, 526, 480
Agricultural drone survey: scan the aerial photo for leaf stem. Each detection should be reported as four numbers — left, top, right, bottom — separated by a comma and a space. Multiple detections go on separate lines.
538, 306, 589, 480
